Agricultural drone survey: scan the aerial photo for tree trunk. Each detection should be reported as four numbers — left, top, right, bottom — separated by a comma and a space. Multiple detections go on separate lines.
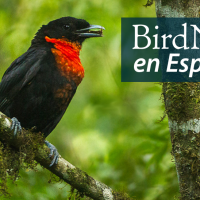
155, 0, 200, 199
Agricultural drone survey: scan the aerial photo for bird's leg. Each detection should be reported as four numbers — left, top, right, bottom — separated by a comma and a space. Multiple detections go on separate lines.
11, 117, 22, 136
44, 140, 59, 167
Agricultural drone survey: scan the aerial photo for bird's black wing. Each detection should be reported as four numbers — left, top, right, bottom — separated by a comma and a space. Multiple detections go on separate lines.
0, 48, 47, 111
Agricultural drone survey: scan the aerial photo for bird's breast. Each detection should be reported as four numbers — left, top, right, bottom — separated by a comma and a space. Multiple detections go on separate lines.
45, 36, 84, 86
53, 83, 75, 109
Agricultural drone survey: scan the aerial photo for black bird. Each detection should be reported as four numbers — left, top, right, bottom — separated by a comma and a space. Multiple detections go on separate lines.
0, 17, 104, 166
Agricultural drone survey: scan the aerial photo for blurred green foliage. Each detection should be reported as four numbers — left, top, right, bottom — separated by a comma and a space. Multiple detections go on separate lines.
0, 0, 179, 199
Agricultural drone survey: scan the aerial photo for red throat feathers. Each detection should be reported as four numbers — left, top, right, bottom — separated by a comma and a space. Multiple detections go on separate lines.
45, 36, 84, 86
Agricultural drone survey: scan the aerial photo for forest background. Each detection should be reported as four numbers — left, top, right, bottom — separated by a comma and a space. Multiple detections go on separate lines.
0, 0, 178, 199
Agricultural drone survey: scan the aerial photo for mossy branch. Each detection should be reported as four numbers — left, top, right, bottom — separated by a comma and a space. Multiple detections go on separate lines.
0, 112, 133, 200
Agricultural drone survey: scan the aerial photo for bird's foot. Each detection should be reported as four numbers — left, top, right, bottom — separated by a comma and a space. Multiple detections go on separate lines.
45, 140, 59, 167
11, 117, 22, 136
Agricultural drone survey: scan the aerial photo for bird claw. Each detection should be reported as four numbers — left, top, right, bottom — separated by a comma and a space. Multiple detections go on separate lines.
11, 117, 22, 136
45, 140, 59, 167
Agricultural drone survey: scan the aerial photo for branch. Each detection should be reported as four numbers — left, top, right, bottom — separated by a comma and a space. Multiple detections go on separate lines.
0, 112, 133, 200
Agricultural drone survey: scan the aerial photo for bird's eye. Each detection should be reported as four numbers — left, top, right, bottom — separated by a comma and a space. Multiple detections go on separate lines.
63, 25, 70, 30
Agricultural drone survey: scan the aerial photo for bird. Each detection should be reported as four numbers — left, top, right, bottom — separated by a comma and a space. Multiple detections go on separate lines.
0, 17, 105, 166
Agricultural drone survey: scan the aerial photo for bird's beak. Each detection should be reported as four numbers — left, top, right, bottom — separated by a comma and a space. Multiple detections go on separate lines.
76, 25, 105, 38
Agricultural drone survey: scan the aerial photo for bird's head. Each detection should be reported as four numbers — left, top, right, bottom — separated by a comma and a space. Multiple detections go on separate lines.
32, 17, 105, 45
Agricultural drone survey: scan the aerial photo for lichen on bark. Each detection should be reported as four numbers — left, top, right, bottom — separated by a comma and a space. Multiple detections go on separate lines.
163, 82, 200, 122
